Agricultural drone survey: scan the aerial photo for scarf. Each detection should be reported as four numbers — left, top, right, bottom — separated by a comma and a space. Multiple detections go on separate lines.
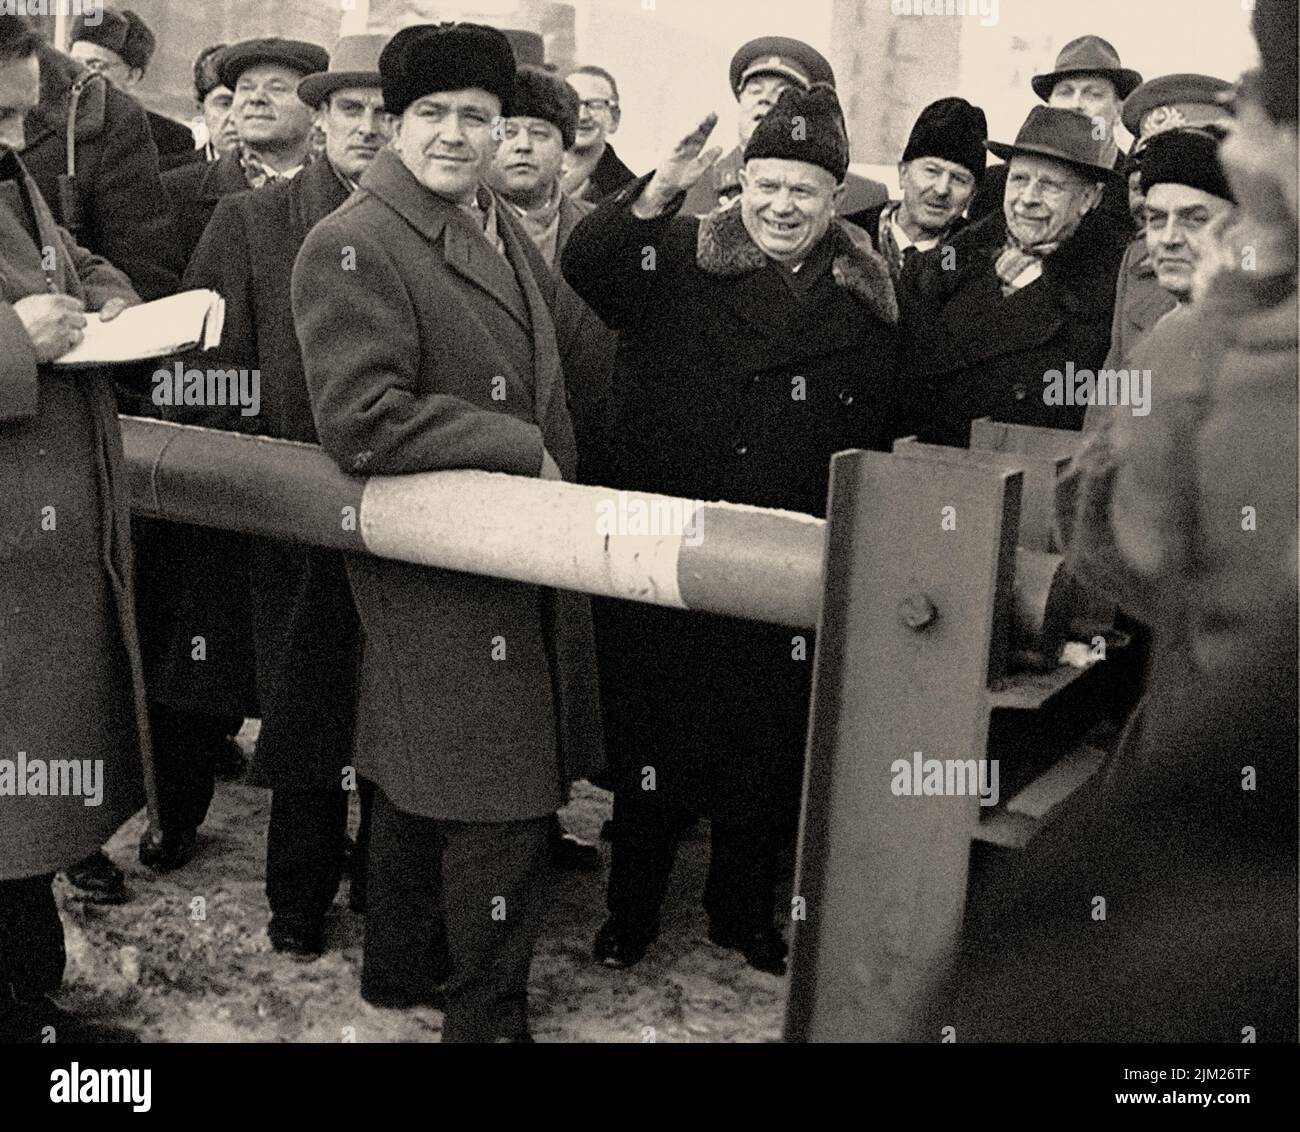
996, 209, 1089, 294
238, 144, 311, 190
505, 183, 563, 265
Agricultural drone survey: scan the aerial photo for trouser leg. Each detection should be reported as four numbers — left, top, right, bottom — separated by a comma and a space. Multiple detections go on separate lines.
703, 820, 778, 933
360, 788, 449, 996
604, 763, 686, 941
0, 875, 64, 1003
266, 785, 349, 928
148, 703, 219, 832
439, 817, 548, 1043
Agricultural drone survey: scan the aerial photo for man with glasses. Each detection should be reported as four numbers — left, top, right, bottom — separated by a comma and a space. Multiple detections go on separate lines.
561, 64, 635, 202
897, 105, 1129, 447
680, 36, 885, 218
69, 8, 196, 168
969, 35, 1141, 237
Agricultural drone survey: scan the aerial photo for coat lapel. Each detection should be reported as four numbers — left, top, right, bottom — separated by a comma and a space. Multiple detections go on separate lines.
292, 158, 350, 242
497, 204, 562, 428
359, 151, 531, 331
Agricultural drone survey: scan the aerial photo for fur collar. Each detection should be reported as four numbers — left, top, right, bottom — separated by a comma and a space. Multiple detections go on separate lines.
696, 201, 898, 325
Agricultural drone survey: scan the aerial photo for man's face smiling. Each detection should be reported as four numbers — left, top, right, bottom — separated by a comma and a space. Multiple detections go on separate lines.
568, 71, 617, 154
739, 157, 841, 263
233, 63, 314, 151
394, 88, 501, 203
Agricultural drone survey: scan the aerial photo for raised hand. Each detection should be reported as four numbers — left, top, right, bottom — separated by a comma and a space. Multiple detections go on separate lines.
633, 113, 723, 218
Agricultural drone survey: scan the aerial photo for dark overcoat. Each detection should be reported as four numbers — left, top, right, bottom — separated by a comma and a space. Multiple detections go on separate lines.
147, 111, 199, 172
896, 209, 1128, 447
560, 177, 900, 817
136, 150, 260, 721
1100, 237, 1177, 371
0, 155, 155, 879
290, 148, 605, 822
179, 158, 358, 790
160, 149, 250, 268
21, 44, 181, 301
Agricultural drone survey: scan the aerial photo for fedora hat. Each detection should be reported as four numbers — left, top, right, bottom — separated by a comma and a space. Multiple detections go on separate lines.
298, 34, 387, 108
1031, 35, 1142, 102
988, 105, 1119, 179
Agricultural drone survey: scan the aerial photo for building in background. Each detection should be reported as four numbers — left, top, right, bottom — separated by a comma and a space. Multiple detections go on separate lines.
32, 1, 1260, 183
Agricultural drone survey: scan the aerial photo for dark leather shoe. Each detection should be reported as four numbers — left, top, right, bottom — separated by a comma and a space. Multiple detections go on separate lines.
547, 821, 600, 871
707, 922, 789, 976
212, 736, 246, 781
360, 979, 446, 1010
268, 918, 324, 958
1, 997, 140, 1044
63, 850, 129, 904
592, 917, 653, 968
138, 827, 198, 873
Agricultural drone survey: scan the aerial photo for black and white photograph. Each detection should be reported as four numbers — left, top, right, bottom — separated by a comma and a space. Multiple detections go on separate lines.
0, 0, 1296, 1109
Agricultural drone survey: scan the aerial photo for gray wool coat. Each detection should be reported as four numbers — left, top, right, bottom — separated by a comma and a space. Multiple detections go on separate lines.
0, 154, 154, 879
290, 148, 604, 822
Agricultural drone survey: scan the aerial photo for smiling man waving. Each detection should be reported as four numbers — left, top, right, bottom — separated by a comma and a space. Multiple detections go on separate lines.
562, 83, 899, 976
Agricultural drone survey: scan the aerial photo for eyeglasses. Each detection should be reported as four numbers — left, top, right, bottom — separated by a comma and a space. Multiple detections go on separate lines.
1006, 171, 1088, 203
579, 98, 618, 114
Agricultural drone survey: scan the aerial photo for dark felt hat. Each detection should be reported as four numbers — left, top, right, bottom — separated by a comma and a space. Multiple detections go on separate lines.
298, 34, 386, 109
1031, 35, 1142, 102
1122, 74, 1232, 153
510, 66, 579, 149
72, 8, 155, 71
217, 37, 330, 92
988, 105, 1118, 179
729, 36, 835, 97
193, 44, 228, 101
379, 23, 516, 117
901, 97, 988, 180
743, 81, 849, 183
1139, 128, 1235, 203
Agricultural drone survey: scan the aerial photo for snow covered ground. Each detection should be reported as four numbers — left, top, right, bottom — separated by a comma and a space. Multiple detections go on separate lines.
56, 728, 786, 1043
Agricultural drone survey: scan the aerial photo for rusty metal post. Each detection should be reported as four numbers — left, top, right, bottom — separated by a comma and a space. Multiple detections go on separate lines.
784, 449, 1022, 1042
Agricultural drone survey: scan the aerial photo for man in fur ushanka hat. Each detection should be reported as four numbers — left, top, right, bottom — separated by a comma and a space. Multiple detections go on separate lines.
561, 83, 899, 976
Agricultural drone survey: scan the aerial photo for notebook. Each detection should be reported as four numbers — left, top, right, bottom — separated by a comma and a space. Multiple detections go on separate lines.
52, 289, 226, 367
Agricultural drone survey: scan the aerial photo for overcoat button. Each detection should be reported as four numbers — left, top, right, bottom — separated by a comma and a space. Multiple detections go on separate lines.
838, 390, 854, 406
1012, 384, 1028, 401
733, 440, 749, 457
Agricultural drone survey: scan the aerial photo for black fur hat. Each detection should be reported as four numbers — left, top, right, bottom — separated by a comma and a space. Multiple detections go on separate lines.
380, 22, 516, 118
743, 82, 849, 183
902, 97, 988, 181
1139, 128, 1235, 203
511, 66, 579, 149
72, 8, 156, 72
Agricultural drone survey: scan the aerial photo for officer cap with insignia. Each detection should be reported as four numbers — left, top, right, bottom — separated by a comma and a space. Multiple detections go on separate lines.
728, 36, 835, 97
1122, 74, 1233, 154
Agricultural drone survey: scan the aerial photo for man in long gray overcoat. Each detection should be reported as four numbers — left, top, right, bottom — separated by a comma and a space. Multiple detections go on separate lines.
0, 16, 154, 1043
291, 23, 603, 1043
